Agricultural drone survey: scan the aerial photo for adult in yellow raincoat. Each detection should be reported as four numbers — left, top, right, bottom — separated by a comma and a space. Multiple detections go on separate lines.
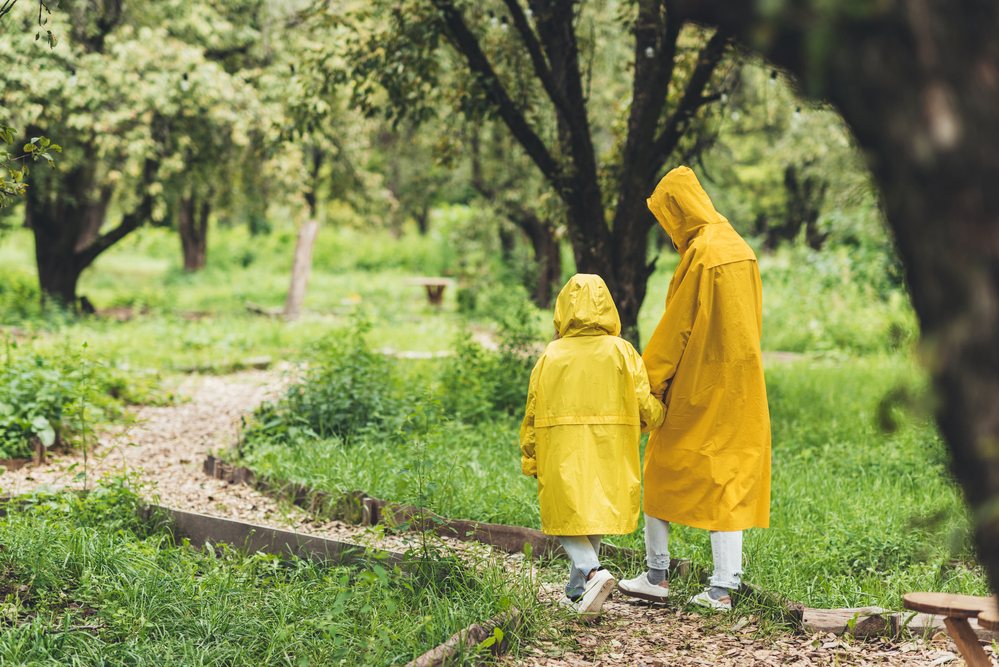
618, 166, 771, 611
521, 274, 665, 616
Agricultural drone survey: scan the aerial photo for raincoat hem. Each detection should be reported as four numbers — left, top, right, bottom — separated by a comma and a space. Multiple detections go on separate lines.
642, 507, 769, 532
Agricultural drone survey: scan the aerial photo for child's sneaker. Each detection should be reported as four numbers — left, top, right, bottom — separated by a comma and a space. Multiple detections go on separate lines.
575, 569, 616, 620
689, 586, 733, 611
618, 572, 670, 602
557, 594, 579, 610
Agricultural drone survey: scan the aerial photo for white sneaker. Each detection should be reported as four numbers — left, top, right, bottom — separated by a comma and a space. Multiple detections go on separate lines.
575, 569, 616, 619
689, 586, 733, 611
557, 595, 577, 610
618, 572, 670, 602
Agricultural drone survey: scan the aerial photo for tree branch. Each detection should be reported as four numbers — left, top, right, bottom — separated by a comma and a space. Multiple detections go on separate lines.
648, 26, 733, 173
74, 159, 159, 271
500, 0, 575, 125
429, 0, 566, 191
526, 0, 599, 187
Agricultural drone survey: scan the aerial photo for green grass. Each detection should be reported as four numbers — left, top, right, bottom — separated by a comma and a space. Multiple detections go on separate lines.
3, 216, 916, 373
240, 354, 987, 610
0, 217, 970, 613
0, 478, 534, 666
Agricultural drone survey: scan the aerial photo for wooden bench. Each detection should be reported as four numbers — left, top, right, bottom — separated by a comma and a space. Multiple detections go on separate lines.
902, 592, 996, 667
404, 278, 456, 306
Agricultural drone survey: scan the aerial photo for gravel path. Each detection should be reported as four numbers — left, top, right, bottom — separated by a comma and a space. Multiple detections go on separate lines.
1, 372, 990, 667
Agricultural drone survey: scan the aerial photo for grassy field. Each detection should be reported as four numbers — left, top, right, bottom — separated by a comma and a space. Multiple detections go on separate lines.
0, 479, 533, 665
0, 217, 974, 614
1, 211, 916, 368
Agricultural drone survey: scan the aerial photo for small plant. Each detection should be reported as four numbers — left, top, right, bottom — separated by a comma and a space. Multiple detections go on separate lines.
0, 339, 163, 459
438, 297, 540, 422
244, 315, 404, 446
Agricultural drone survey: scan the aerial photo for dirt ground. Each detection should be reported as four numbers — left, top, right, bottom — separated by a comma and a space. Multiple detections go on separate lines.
2, 372, 995, 667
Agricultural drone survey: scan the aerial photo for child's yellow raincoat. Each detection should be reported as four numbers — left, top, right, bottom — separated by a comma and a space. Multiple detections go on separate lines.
643, 166, 771, 532
520, 274, 665, 536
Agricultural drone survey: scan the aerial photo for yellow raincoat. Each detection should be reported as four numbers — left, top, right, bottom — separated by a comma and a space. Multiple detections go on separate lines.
520, 274, 666, 536
642, 166, 771, 532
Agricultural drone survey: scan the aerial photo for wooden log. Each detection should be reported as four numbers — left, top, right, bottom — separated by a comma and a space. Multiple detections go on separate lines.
892, 612, 999, 641
0, 458, 32, 472
802, 607, 887, 636
283, 221, 320, 321
403, 608, 521, 667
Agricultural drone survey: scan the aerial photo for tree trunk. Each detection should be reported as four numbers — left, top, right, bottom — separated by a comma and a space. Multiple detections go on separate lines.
178, 196, 209, 271
779, 164, 829, 251
509, 211, 562, 309
415, 205, 430, 235
26, 154, 157, 307
73, 185, 114, 253
27, 158, 99, 307
691, 0, 999, 610
284, 220, 320, 321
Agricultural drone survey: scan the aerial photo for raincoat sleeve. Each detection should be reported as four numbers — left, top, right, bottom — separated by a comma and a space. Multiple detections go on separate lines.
519, 359, 543, 476
634, 354, 666, 433
642, 261, 701, 404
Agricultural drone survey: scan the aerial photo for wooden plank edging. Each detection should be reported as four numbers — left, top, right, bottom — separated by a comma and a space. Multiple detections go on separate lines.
202, 456, 999, 641
142, 504, 406, 567
202, 455, 691, 569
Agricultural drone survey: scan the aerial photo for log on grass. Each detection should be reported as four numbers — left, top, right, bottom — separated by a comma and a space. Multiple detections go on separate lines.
404, 608, 521, 667
802, 607, 887, 636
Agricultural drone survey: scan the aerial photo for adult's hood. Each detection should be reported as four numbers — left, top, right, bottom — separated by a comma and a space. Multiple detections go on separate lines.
647, 166, 728, 254
553, 274, 621, 338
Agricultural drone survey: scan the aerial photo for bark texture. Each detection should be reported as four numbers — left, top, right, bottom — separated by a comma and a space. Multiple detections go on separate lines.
687, 0, 999, 596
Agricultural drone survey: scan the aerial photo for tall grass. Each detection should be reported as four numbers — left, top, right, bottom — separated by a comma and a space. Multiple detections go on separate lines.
0, 479, 535, 665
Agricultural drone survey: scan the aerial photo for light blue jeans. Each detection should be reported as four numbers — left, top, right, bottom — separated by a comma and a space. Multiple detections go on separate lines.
558, 535, 602, 600
644, 513, 743, 590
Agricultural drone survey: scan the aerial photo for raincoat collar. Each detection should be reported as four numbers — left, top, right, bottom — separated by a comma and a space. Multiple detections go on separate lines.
647, 166, 728, 255
553, 274, 621, 338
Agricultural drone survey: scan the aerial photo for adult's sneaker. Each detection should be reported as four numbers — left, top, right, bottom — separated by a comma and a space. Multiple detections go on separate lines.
618, 572, 670, 602
575, 569, 616, 620
689, 586, 733, 611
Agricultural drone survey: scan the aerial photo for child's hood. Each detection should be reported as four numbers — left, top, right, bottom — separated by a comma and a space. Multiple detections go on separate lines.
553, 274, 621, 338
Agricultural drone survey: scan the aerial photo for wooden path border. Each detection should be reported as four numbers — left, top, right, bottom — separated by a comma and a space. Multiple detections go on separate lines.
0, 497, 521, 665
202, 455, 999, 642
141, 504, 405, 568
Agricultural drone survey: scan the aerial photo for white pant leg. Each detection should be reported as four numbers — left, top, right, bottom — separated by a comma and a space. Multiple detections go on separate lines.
559, 535, 602, 599
709, 530, 743, 590
644, 513, 671, 570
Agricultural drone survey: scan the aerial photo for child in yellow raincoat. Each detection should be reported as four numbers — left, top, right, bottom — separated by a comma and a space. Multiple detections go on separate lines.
520, 274, 666, 619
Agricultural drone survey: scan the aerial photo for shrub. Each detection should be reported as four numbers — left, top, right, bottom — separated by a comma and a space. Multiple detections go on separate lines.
438, 296, 541, 422
0, 342, 162, 459
244, 317, 403, 445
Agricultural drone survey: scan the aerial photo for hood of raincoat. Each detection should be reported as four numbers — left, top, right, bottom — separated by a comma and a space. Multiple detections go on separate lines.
553, 274, 621, 338
647, 166, 728, 254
